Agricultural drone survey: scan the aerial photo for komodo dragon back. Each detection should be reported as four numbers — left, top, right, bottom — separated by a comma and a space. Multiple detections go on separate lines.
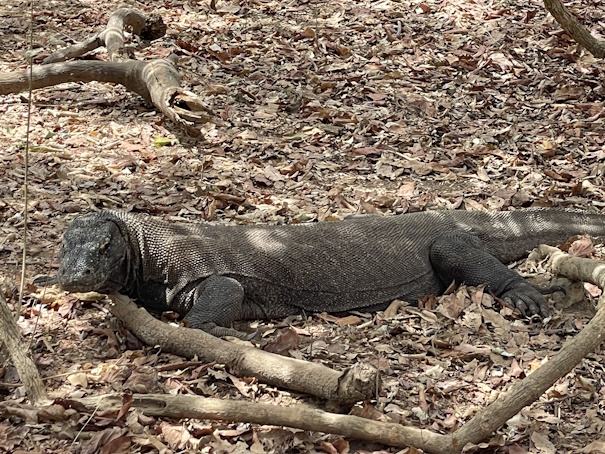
56, 208, 605, 336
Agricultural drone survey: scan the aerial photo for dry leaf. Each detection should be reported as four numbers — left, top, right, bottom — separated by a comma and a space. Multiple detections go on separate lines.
530, 431, 555, 454
568, 235, 595, 258
67, 373, 89, 388
263, 329, 301, 355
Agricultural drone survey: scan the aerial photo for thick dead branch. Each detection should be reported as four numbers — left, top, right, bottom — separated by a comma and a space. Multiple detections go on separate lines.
537, 244, 605, 290
42, 35, 105, 64
108, 294, 377, 405
77, 393, 445, 452
0, 7, 208, 136
103, 8, 148, 61
0, 293, 48, 405
0, 61, 148, 97
0, 60, 214, 136
544, 0, 605, 58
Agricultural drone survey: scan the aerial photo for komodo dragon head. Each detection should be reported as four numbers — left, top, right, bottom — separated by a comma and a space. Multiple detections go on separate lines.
57, 215, 131, 294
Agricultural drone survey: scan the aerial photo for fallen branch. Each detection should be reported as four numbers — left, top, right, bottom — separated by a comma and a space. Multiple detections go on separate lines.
76, 393, 444, 451
544, 0, 605, 58
108, 294, 377, 405
0, 7, 216, 136
43, 8, 165, 63
0, 293, 48, 405
537, 244, 605, 290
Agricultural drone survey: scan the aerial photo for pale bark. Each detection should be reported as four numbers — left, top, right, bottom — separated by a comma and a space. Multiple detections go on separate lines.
77, 393, 446, 452
109, 294, 377, 405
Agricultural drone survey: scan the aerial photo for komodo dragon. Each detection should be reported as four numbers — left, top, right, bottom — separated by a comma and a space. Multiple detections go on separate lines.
53, 209, 605, 337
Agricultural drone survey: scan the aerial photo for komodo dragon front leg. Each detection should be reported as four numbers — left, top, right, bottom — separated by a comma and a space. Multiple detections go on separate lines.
183, 275, 260, 338
429, 231, 549, 318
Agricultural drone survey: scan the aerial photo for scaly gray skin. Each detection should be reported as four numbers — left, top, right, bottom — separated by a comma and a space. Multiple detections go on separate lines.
55, 209, 605, 337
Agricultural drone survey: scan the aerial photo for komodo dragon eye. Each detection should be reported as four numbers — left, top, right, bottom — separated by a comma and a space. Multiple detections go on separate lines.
99, 238, 111, 252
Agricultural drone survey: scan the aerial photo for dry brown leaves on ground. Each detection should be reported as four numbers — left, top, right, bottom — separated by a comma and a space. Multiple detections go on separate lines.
1, 0, 605, 452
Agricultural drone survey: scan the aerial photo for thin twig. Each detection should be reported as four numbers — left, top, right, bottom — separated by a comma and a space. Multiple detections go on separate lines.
72, 400, 101, 446
16, 0, 34, 318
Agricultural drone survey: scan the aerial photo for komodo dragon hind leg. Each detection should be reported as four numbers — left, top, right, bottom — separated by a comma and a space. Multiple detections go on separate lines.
184, 275, 249, 339
429, 231, 549, 318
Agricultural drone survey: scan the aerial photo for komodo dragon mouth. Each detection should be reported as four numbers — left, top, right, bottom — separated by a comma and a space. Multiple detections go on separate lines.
58, 276, 126, 294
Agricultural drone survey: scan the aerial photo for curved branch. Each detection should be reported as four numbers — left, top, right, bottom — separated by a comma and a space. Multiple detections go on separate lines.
0, 60, 216, 137
77, 393, 446, 452
0, 7, 201, 135
0, 61, 146, 97
43, 8, 166, 63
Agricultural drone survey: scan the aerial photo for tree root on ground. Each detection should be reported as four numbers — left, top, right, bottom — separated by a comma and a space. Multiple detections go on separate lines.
108, 294, 378, 406
0, 293, 48, 405
75, 393, 444, 451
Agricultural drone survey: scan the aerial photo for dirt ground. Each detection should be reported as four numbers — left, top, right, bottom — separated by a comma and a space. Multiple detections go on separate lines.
1, 0, 605, 452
